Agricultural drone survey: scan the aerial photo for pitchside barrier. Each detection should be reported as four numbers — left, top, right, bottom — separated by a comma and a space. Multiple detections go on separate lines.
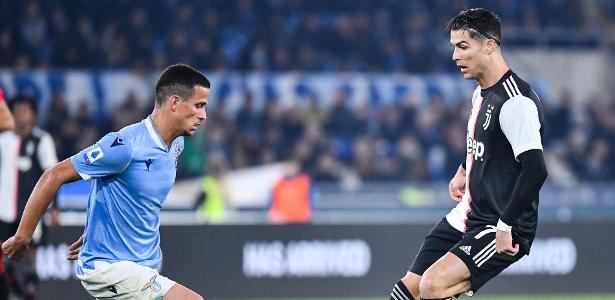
37, 222, 614, 299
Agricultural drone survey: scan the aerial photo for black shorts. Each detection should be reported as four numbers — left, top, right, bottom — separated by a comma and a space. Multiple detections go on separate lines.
409, 218, 524, 293
409, 218, 463, 275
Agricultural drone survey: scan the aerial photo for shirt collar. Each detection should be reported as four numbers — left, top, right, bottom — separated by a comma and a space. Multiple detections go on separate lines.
144, 116, 167, 150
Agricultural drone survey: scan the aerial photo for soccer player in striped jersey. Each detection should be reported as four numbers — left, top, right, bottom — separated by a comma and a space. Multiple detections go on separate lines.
389, 8, 548, 300
0, 95, 59, 300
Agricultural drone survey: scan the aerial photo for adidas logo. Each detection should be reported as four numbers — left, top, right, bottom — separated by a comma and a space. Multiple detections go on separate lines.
459, 245, 472, 255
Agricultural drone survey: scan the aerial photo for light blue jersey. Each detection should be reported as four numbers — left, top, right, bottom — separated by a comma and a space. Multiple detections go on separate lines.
71, 116, 183, 276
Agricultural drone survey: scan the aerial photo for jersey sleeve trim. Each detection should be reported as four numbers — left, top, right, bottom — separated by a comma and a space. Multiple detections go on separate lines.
145, 117, 167, 150
496, 219, 512, 232
78, 171, 92, 180
512, 143, 543, 158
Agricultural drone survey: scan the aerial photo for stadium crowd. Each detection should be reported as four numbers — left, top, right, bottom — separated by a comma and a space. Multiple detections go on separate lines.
2, 0, 614, 183
41, 87, 615, 183
1, 0, 613, 71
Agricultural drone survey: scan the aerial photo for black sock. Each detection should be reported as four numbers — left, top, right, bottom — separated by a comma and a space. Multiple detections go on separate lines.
390, 280, 414, 300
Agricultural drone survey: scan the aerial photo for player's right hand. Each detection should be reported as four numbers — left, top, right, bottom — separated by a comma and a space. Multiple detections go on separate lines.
448, 171, 466, 202
1, 235, 31, 261
67, 235, 84, 260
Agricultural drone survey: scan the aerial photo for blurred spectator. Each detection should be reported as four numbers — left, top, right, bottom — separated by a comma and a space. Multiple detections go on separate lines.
195, 161, 229, 223
1, 95, 59, 300
326, 89, 356, 139
545, 90, 573, 145
111, 91, 144, 130
268, 157, 315, 223
585, 139, 612, 180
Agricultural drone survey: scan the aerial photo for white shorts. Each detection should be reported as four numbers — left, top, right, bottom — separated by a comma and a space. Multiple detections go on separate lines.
77, 260, 176, 300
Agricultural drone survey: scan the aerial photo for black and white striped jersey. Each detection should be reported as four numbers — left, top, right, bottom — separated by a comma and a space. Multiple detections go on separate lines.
446, 70, 545, 254
0, 127, 58, 223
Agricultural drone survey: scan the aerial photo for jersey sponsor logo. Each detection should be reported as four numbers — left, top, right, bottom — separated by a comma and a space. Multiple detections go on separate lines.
459, 245, 472, 255
145, 158, 154, 171
482, 104, 495, 130
110, 137, 124, 147
466, 137, 485, 161
84, 146, 104, 165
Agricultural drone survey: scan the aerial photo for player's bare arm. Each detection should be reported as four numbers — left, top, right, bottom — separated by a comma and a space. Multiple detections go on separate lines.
448, 164, 466, 202
1, 159, 82, 261
0, 89, 15, 131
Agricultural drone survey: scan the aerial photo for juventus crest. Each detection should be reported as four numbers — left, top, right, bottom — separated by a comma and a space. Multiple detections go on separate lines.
482, 104, 495, 130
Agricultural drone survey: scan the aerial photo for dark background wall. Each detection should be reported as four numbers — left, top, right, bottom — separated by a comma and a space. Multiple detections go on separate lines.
36, 222, 614, 299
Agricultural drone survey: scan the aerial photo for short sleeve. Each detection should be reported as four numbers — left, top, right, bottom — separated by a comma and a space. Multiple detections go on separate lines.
70, 132, 133, 180
499, 95, 543, 159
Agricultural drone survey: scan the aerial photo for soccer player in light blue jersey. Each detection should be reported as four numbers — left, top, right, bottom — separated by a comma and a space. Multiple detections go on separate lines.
2, 64, 209, 300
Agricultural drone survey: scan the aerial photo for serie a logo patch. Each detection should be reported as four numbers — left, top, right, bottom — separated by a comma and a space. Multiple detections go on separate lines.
84, 146, 104, 165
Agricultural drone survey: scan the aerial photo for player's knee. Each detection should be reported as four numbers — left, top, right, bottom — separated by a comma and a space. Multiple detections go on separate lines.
418, 273, 445, 298
401, 272, 420, 298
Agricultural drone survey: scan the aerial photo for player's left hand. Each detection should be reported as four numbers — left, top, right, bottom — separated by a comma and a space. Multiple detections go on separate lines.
67, 235, 84, 260
1, 235, 31, 261
495, 230, 519, 256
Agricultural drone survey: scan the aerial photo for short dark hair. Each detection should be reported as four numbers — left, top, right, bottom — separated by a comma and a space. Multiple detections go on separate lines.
155, 64, 211, 106
8, 95, 38, 114
446, 8, 501, 46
